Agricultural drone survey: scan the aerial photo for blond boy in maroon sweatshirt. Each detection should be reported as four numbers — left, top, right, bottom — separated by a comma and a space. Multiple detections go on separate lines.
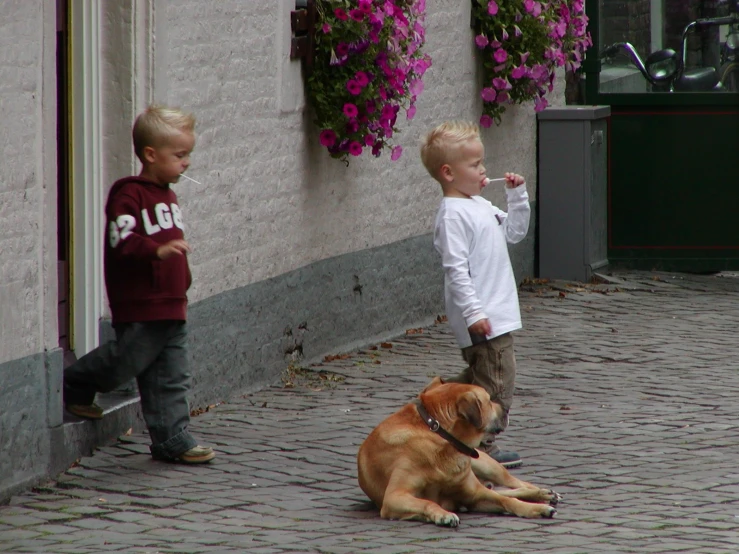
64, 105, 215, 464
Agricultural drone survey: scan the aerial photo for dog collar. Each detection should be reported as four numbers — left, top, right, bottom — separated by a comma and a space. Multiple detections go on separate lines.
414, 399, 479, 459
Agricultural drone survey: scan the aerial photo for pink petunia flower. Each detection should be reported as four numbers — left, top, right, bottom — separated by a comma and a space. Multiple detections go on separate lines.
511, 65, 527, 79
319, 129, 337, 147
354, 71, 370, 87
343, 103, 359, 118
480, 114, 494, 128
322, 23, 331, 34
492, 77, 508, 90
406, 105, 417, 120
391, 145, 403, 161
348, 141, 364, 156
346, 80, 363, 95
493, 48, 508, 63
334, 8, 348, 21
409, 79, 424, 96
349, 9, 364, 22
481, 87, 497, 101
475, 34, 489, 49
487, 1, 499, 15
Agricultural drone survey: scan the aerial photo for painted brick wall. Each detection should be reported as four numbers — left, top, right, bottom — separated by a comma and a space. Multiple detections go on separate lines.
158, 0, 561, 305
0, 0, 564, 365
0, 2, 46, 364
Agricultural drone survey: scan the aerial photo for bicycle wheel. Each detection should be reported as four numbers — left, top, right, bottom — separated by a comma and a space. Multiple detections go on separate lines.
719, 61, 739, 91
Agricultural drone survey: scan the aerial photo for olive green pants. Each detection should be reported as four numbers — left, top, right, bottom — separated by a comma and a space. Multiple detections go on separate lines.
446, 332, 516, 454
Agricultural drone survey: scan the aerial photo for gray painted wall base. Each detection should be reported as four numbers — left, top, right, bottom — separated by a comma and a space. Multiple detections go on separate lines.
186, 224, 535, 408
0, 221, 535, 503
60, 396, 145, 473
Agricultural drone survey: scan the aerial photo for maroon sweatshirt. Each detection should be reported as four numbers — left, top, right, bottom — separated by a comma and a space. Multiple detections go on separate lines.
104, 176, 191, 324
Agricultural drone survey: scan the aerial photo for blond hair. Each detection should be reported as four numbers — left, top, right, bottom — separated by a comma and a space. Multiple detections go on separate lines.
419, 121, 481, 181
132, 105, 196, 162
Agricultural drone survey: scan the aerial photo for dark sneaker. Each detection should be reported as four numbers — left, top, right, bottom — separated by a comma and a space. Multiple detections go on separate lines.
66, 403, 104, 420
491, 451, 522, 469
156, 446, 216, 464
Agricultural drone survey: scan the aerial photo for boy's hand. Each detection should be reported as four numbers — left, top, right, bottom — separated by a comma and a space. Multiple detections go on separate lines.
468, 318, 492, 337
157, 239, 191, 260
504, 172, 525, 188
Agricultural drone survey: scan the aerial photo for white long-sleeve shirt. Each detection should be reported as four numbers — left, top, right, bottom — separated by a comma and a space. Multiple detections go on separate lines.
433, 185, 530, 348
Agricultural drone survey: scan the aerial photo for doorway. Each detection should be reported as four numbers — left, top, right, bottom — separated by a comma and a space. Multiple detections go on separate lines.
57, 0, 75, 367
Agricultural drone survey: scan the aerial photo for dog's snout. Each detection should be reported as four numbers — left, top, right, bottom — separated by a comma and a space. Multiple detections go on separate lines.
487, 405, 508, 435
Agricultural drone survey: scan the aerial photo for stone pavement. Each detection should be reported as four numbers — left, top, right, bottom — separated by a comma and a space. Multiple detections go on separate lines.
3, 270, 739, 553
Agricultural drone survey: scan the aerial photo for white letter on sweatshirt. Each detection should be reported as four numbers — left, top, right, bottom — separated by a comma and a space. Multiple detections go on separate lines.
142, 209, 161, 235
155, 203, 173, 229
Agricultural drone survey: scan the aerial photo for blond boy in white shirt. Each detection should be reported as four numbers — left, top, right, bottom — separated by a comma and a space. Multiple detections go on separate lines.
420, 121, 530, 468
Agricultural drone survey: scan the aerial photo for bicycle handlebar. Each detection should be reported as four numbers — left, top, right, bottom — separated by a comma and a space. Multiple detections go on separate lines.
694, 14, 739, 27
600, 42, 657, 85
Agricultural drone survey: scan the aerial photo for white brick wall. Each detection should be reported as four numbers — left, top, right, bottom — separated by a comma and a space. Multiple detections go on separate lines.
160, 0, 564, 303
0, 0, 564, 364
0, 1, 56, 364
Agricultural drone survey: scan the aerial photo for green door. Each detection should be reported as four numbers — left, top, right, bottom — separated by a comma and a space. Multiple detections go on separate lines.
585, 0, 739, 271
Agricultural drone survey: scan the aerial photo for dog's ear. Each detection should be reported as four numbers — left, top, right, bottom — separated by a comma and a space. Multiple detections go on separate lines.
457, 391, 483, 429
420, 376, 446, 395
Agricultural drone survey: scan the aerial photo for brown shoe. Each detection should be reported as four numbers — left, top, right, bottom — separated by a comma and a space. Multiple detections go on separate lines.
66, 403, 104, 420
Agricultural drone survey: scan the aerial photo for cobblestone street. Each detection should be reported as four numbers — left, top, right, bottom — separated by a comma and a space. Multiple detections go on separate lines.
3, 271, 739, 553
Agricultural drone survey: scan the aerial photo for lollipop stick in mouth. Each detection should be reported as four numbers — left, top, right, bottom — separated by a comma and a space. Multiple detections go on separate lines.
180, 173, 203, 185
485, 177, 506, 185
179, 173, 202, 185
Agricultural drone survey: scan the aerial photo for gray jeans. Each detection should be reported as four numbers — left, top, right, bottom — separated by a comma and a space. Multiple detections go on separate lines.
63, 321, 197, 459
446, 332, 517, 453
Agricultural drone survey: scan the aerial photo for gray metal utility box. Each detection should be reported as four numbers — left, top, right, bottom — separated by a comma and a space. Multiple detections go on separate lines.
537, 105, 610, 282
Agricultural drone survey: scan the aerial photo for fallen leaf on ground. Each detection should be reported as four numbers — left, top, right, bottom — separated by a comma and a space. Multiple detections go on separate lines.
324, 353, 352, 362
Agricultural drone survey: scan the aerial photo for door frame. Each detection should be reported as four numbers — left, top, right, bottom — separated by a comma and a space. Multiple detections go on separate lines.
68, 0, 104, 356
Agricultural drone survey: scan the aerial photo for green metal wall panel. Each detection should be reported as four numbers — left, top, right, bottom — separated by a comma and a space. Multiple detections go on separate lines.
608, 106, 739, 270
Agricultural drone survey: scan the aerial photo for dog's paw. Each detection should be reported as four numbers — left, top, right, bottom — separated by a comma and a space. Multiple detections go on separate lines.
541, 506, 557, 518
545, 489, 563, 506
435, 512, 460, 527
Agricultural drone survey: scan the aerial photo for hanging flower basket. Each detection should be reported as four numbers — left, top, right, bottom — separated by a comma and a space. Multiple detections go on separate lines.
471, 0, 592, 127
307, 0, 432, 163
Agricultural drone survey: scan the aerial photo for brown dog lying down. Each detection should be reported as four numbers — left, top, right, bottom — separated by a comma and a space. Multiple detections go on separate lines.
357, 377, 560, 527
